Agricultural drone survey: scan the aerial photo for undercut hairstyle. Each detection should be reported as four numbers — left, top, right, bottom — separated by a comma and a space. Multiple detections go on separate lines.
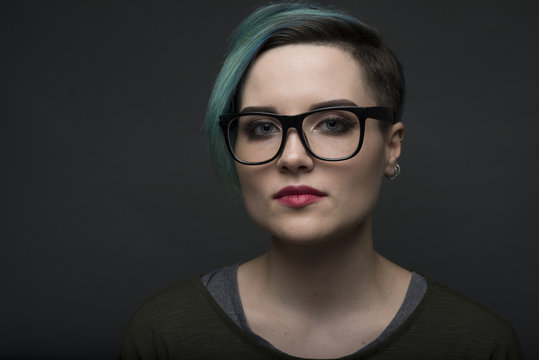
205, 2, 405, 195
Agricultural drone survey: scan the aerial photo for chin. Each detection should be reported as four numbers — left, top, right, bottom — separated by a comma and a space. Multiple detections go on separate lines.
271, 230, 332, 246
246, 206, 374, 247
268, 220, 369, 248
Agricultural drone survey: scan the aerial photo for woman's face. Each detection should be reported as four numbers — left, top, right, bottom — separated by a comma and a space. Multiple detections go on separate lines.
236, 44, 403, 244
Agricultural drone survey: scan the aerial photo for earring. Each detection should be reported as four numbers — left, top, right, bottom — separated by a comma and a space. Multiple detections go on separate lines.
388, 162, 400, 180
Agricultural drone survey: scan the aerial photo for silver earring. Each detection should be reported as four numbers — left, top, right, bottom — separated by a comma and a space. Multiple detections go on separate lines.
388, 163, 400, 180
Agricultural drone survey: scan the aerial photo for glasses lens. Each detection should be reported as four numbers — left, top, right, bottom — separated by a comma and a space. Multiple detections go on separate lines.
227, 115, 283, 163
303, 110, 361, 160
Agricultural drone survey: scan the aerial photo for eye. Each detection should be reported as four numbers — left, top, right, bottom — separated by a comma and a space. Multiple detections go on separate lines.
241, 117, 282, 139
254, 122, 277, 135
323, 119, 340, 131
315, 116, 356, 135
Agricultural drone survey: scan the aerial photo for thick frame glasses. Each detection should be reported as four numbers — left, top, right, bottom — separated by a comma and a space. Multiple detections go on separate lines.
219, 106, 393, 165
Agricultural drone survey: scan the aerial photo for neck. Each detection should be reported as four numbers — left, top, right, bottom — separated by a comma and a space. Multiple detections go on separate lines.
242, 217, 398, 315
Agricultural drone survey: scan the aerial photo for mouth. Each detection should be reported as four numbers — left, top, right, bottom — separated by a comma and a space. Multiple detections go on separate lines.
273, 185, 327, 208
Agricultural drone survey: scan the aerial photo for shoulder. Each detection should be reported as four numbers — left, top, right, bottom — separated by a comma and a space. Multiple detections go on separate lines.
120, 277, 224, 359
393, 277, 524, 359
423, 278, 515, 332
124, 278, 218, 336
136, 278, 204, 313
119, 276, 265, 360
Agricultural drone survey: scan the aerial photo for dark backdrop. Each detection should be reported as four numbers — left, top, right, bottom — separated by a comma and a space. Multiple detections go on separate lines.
2, 0, 537, 358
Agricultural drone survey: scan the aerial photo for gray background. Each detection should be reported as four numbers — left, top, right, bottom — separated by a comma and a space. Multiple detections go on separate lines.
1, 0, 537, 358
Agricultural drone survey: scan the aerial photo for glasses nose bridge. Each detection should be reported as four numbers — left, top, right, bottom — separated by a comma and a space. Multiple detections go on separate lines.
279, 113, 306, 133
278, 113, 310, 149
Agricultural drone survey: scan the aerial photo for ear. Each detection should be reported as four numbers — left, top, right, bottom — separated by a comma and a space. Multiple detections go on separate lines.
384, 122, 404, 177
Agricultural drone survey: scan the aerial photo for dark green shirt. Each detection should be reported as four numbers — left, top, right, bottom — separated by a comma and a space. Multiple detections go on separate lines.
120, 277, 524, 359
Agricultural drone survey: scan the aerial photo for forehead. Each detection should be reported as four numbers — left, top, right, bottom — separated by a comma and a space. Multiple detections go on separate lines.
239, 44, 375, 112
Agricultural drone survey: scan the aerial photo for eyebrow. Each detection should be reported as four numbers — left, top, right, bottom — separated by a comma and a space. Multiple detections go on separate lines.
309, 99, 358, 110
239, 99, 359, 114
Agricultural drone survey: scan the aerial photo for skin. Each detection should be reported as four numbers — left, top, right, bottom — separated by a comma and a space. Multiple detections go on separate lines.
235, 44, 409, 358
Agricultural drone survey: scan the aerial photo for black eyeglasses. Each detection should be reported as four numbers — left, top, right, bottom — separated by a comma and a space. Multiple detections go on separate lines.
219, 106, 393, 165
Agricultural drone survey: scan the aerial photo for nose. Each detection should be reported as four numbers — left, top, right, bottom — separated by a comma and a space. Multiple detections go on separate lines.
276, 129, 314, 173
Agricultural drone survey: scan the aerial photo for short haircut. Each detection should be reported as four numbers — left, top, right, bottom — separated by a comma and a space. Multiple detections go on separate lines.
205, 2, 405, 195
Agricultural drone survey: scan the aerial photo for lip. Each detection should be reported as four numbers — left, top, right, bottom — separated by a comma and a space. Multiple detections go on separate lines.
273, 185, 327, 208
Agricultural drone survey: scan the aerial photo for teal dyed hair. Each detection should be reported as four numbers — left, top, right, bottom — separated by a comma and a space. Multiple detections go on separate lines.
205, 2, 405, 195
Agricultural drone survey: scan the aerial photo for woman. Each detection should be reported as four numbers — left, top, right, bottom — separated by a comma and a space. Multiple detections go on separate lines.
120, 3, 523, 359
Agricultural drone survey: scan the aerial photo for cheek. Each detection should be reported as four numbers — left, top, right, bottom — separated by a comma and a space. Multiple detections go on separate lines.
343, 136, 387, 180
236, 165, 271, 216
332, 161, 384, 202
236, 164, 261, 196
356, 129, 388, 180
331, 142, 387, 208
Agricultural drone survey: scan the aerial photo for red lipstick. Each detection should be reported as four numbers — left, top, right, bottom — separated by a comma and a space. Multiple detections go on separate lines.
273, 185, 326, 208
